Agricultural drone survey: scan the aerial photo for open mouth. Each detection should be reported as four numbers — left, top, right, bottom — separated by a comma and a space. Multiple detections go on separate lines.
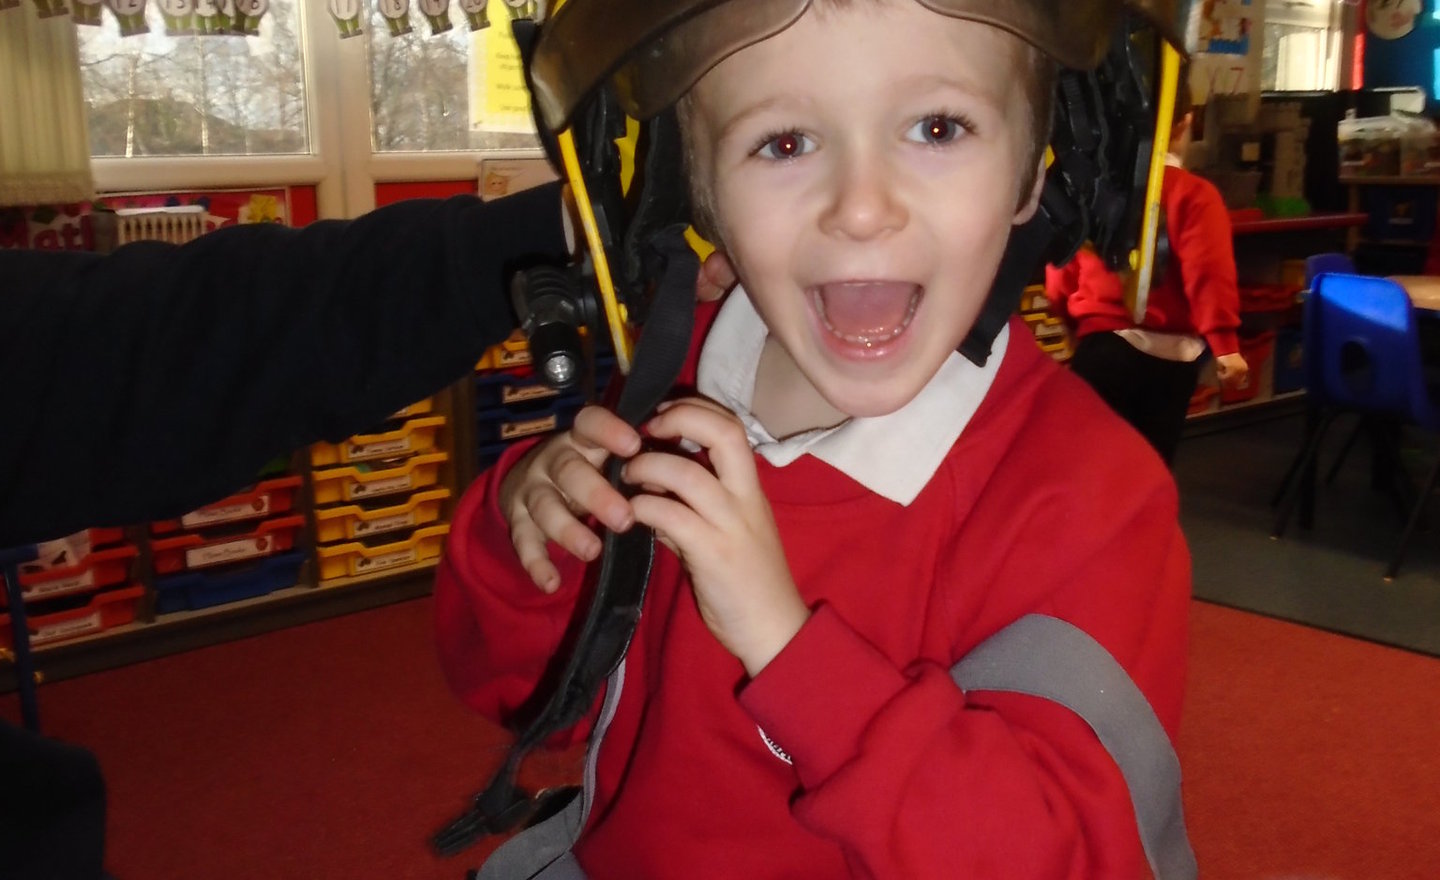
810, 281, 922, 348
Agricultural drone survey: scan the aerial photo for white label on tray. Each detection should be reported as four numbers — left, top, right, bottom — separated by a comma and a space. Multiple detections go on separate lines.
353, 511, 416, 537
20, 534, 93, 574
496, 349, 532, 368
23, 570, 95, 601
347, 437, 412, 460
502, 384, 559, 405
348, 473, 414, 500
353, 547, 418, 574
34, 612, 102, 645
185, 535, 273, 569
501, 414, 557, 441
182, 496, 272, 528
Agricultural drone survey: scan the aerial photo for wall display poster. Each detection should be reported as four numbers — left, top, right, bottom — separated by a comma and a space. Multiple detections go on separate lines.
1198, 0, 1254, 56
467, 0, 536, 135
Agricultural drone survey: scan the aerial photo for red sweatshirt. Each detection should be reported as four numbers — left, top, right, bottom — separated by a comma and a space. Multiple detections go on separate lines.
435, 310, 1191, 879
1045, 164, 1242, 358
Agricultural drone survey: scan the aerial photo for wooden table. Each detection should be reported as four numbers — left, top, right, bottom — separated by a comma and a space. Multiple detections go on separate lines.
1388, 275, 1440, 312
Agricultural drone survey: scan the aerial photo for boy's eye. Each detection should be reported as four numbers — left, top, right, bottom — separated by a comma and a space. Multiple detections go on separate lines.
907, 115, 966, 145
756, 131, 813, 160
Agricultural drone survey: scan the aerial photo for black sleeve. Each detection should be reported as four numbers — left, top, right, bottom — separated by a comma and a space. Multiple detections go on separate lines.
0, 183, 569, 546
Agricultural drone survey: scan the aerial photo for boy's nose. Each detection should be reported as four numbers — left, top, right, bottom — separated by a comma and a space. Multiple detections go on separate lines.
818, 156, 908, 241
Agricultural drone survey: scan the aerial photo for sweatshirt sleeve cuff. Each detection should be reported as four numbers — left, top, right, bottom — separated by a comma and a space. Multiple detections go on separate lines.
1205, 329, 1239, 358
738, 603, 909, 787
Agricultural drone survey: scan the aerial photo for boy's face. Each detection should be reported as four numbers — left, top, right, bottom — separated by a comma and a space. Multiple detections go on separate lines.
686, 0, 1044, 420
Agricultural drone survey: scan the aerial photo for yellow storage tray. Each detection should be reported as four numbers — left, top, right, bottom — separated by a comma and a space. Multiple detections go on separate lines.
310, 415, 446, 467
476, 330, 532, 371
314, 487, 451, 544
315, 524, 452, 581
390, 396, 435, 419
1018, 284, 1053, 314
1022, 311, 1069, 344
311, 451, 448, 505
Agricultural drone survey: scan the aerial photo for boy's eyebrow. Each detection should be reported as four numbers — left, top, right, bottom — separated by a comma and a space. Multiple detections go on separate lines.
709, 95, 805, 146
894, 72, 1007, 107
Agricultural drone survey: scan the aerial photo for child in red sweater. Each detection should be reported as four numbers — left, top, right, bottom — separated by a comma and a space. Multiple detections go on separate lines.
1045, 78, 1249, 463
438, 2, 1193, 877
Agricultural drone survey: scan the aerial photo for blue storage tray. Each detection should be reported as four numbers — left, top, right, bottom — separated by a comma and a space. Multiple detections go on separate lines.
152, 550, 306, 614
476, 397, 583, 446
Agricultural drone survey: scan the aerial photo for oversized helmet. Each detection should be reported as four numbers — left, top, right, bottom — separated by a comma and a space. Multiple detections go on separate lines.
529, 0, 1200, 131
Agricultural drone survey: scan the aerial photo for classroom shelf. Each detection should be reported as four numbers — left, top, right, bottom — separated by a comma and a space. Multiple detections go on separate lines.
1230, 212, 1369, 235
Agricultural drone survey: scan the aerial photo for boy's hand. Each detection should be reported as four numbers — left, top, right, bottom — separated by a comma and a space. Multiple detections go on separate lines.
499, 405, 641, 593
623, 398, 809, 677
1215, 352, 1250, 392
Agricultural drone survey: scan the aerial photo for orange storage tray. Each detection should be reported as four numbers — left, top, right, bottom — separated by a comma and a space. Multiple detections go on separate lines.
7, 544, 139, 605
149, 515, 306, 575
150, 475, 304, 534
0, 585, 145, 649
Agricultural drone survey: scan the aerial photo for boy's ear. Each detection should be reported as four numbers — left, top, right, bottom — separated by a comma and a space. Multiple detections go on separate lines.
1013, 155, 1047, 225
697, 249, 736, 302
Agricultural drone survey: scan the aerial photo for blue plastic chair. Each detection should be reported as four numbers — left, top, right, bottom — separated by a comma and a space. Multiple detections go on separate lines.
1272, 273, 1440, 579
1303, 252, 1356, 287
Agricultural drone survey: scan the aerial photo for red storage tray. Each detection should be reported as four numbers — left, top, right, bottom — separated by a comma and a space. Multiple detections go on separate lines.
149, 515, 306, 575
4, 544, 139, 606
0, 585, 145, 649
150, 475, 304, 534
17, 528, 128, 576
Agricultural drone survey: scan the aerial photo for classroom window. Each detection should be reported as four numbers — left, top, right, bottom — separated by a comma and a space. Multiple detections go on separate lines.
367, 0, 539, 153
1262, 23, 1335, 91
76, 0, 309, 157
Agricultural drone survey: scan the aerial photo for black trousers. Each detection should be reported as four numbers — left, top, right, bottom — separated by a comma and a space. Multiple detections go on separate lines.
0, 721, 107, 879
1068, 332, 1203, 466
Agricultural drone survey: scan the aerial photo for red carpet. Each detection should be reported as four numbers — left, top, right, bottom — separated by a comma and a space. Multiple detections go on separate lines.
1180, 602, 1440, 880
4, 598, 1439, 878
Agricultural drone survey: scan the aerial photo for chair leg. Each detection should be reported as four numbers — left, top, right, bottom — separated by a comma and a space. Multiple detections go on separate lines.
1384, 438, 1440, 580
1324, 415, 1365, 486
1274, 410, 1336, 539
1272, 405, 1323, 508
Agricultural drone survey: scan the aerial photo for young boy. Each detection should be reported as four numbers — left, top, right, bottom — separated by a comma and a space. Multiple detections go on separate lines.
437, 1, 1191, 877
1045, 75, 1249, 464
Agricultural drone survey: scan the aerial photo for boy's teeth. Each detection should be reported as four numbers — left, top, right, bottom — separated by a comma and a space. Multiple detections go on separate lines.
812, 282, 920, 345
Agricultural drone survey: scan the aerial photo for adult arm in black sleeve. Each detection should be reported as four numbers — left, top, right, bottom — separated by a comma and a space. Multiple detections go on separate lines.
0, 183, 568, 547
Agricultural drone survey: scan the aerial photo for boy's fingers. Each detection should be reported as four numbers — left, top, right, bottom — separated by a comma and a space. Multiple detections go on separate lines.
552, 452, 634, 532
630, 493, 707, 554
644, 401, 756, 487
524, 486, 603, 561
572, 406, 642, 458
624, 451, 732, 522
509, 517, 561, 592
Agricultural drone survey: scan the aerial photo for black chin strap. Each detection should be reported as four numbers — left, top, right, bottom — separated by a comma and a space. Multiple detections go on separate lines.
432, 107, 696, 859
